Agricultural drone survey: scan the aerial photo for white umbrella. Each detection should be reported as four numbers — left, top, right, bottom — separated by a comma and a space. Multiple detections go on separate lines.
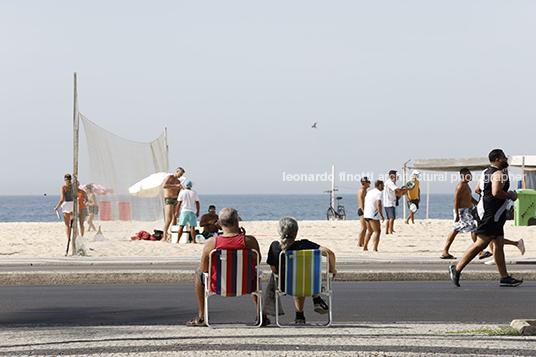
129, 172, 186, 198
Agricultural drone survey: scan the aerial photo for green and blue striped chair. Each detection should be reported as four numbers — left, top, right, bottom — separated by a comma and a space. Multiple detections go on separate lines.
275, 249, 332, 327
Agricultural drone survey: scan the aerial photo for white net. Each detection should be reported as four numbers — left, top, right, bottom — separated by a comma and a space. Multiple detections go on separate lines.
80, 114, 169, 222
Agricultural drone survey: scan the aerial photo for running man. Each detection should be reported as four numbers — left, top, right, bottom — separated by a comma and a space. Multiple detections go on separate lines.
449, 149, 523, 287
441, 168, 492, 260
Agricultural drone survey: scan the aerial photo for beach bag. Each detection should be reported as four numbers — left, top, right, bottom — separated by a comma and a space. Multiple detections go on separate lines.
262, 273, 285, 316
137, 231, 151, 240
151, 230, 164, 241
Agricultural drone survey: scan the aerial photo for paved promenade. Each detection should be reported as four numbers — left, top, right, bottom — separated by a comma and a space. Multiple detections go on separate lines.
1, 322, 535, 356
1, 254, 535, 356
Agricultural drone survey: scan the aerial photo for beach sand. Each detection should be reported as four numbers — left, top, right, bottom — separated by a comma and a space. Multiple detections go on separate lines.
1, 219, 534, 260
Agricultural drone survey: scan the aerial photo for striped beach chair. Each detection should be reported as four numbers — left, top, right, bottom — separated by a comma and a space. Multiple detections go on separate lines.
203, 249, 263, 328
275, 249, 332, 327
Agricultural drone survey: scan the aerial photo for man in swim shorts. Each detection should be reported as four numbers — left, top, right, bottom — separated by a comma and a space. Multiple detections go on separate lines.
163, 167, 185, 239
441, 168, 491, 260
449, 149, 523, 287
363, 180, 385, 251
357, 177, 370, 247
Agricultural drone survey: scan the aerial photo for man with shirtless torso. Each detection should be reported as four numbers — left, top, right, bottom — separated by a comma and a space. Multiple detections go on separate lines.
441, 168, 491, 260
163, 167, 185, 238
357, 177, 370, 247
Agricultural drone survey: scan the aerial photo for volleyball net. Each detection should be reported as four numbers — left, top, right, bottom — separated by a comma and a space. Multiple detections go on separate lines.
80, 114, 169, 222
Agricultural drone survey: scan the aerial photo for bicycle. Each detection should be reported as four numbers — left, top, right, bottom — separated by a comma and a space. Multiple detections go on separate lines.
324, 189, 346, 220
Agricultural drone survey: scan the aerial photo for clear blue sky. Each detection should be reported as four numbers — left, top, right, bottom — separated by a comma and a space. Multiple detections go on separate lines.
1, 0, 534, 196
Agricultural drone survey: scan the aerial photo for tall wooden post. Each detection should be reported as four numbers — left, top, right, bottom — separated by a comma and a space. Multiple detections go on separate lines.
331, 165, 335, 211
71, 72, 80, 254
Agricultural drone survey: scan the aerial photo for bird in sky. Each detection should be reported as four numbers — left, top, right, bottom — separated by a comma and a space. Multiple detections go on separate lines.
311, 122, 318, 129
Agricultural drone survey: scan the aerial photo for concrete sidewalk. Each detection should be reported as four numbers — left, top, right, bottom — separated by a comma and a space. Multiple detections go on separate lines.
1, 322, 534, 356
1, 256, 535, 285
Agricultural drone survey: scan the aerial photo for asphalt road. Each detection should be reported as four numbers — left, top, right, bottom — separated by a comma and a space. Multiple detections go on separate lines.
1, 281, 533, 326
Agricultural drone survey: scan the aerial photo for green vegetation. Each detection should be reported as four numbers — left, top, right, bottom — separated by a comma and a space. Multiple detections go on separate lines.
440, 326, 521, 336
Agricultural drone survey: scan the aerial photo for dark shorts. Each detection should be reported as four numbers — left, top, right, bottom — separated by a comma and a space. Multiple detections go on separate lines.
476, 212, 506, 238
365, 218, 373, 222
197, 268, 205, 287
385, 207, 396, 219
165, 197, 178, 205
410, 199, 419, 210
89, 205, 99, 214
358, 208, 364, 217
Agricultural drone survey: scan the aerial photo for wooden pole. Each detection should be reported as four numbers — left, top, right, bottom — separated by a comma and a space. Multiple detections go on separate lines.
71, 72, 80, 255
161, 127, 169, 219
522, 156, 526, 189
331, 165, 335, 211
402, 161, 408, 220
426, 176, 430, 220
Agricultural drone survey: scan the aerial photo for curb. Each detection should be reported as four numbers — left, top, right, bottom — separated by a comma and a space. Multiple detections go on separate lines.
1, 270, 535, 285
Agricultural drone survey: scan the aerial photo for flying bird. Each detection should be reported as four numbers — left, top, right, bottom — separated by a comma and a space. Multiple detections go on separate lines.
311, 122, 318, 129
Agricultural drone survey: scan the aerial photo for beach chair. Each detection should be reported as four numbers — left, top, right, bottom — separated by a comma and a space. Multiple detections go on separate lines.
275, 249, 333, 327
203, 248, 263, 328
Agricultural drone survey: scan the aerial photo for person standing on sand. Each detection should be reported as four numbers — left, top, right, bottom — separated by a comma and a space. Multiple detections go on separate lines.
86, 184, 98, 232
175, 180, 200, 244
404, 171, 421, 225
163, 167, 185, 239
76, 181, 89, 236
383, 170, 411, 235
363, 180, 385, 251
55, 174, 74, 242
357, 177, 370, 247
449, 149, 523, 287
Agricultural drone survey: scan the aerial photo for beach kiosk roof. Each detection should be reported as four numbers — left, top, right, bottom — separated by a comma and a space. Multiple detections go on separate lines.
409, 157, 489, 172
410, 155, 536, 172
406, 155, 536, 219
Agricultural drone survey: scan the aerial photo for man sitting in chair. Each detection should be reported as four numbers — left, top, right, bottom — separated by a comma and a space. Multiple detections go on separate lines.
187, 207, 263, 327
267, 217, 337, 324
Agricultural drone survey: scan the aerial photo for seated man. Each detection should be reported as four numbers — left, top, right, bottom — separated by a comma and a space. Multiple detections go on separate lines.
266, 217, 337, 324
187, 207, 263, 326
199, 205, 221, 238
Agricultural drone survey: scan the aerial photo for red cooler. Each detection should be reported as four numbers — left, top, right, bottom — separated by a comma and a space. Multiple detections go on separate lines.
100, 201, 112, 221
119, 202, 131, 221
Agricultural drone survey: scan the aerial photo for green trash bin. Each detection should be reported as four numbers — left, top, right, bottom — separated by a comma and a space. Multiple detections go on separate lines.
514, 189, 536, 226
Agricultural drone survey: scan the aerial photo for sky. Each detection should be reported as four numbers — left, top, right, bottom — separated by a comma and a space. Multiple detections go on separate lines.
1, 0, 535, 196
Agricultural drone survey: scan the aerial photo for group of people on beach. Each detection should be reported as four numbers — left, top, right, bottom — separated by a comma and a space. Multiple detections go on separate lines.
54, 174, 99, 242
356, 169, 417, 251
185, 208, 337, 327
356, 149, 524, 287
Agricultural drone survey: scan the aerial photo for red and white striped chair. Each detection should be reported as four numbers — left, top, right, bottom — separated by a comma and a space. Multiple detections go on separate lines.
203, 249, 263, 328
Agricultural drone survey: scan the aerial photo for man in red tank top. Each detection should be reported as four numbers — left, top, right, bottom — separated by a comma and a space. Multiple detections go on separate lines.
187, 207, 262, 327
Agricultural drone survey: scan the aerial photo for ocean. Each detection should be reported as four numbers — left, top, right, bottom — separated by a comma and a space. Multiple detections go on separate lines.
0, 194, 455, 223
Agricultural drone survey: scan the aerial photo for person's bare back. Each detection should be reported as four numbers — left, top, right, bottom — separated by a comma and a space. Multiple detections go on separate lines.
357, 186, 366, 211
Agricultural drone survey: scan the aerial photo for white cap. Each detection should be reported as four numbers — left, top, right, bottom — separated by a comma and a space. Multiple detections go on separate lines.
412, 170, 420, 177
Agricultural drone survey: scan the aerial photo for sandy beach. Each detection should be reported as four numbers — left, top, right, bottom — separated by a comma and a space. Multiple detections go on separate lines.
1, 219, 534, 261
